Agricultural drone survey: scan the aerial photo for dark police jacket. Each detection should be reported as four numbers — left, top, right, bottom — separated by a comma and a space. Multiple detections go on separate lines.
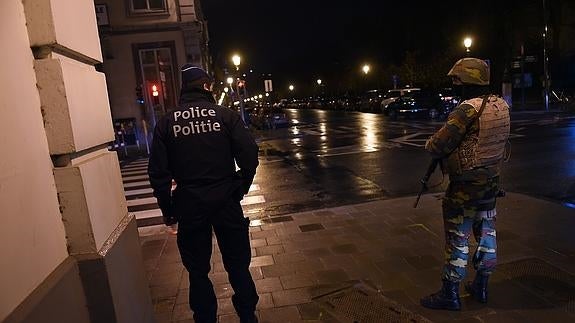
148, 88, 259, 215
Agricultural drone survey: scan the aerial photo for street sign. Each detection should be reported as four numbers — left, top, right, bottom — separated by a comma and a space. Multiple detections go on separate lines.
264, 79, 273, 92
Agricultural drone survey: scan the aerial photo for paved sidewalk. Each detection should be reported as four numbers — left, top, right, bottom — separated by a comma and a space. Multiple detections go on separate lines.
139, 192, 575, 323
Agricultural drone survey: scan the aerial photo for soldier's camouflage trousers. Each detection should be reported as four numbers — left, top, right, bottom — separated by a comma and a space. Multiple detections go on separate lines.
441, 177, 499, 282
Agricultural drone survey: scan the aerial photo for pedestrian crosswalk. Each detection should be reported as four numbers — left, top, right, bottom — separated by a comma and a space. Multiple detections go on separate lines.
121, 158, 266, 234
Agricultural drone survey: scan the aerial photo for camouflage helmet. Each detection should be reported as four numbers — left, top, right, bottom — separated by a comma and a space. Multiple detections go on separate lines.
447, 58, 490, 86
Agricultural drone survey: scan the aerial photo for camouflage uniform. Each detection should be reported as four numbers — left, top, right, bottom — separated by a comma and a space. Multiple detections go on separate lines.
426, 99, 506, 282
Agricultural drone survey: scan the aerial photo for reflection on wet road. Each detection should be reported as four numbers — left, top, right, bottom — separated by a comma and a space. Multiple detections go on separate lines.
254, 109, 575, 217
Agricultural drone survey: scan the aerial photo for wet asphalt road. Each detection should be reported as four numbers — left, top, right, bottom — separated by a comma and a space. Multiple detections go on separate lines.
249, 108, 575, 218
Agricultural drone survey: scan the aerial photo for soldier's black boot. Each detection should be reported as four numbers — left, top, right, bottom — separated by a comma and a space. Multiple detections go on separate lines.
465, 273, 489, 303
420, 280, 461, 311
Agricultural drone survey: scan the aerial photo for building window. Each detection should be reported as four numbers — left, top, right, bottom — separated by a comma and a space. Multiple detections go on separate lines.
138, 47, 178, 123
129, 0, 167, 14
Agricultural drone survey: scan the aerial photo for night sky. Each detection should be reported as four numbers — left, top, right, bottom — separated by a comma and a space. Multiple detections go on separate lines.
200, 0, 543, 94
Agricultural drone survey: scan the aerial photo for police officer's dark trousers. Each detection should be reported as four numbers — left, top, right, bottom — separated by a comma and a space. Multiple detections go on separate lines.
176, 198, 259, 323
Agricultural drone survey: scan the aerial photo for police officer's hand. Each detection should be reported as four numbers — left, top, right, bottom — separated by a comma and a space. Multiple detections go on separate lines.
158, 199, 177, 226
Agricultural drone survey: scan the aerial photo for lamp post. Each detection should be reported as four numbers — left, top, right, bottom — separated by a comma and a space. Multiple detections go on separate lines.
231, 54, 246, 124
464, 37, 472, 56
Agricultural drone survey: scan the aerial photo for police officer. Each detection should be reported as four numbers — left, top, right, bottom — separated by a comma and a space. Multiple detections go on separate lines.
148, 65, 259, 323
420, 58, 510, 310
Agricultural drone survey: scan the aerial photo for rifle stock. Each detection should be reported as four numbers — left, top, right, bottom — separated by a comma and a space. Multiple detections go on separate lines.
413, 159, 440, 208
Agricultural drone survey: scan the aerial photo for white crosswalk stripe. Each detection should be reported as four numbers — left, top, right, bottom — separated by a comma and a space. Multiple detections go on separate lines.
124, 180, 150, 188
121, 158, 266, 227
125, 188, 154, 197
123, 174, 149, 181
127, 197, 157, 207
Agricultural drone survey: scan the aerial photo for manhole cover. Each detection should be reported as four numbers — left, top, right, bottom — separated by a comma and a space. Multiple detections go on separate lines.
498, 258, 575, 314
313, 282, 431, 323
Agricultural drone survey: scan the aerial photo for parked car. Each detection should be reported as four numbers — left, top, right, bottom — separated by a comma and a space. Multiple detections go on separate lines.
380, 87, 421, 113
358, 90, 385, 113
250, 106, 289, 129
384, 90, 449, 120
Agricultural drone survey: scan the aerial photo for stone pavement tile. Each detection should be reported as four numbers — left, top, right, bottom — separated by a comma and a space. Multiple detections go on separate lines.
153, 296, 177, 314
280, 273, 318, 289
217, 297, 235, 315
266, 235, 282, 245
274, 252, 307, 264
250, 267, 264, 280
150, 284, 180, 299
291, 259, 325, 273
251, 238, 268, 248
298, 223, 325, 232
261, 264, 297, 277
257, 293, 274, 309
371, 272, 416, 292
175, 289, 189, 305
256, 244, 285, 256
313, 210, 336, 217
172, 303, 193, 321
249, 226, 262, 233
302, 247, 333, 258
212, 261, 226, 273
330, 243, 359, 254
475, 311, 529, 323
217, 313, 240, 323
250, 255, 275, 268
150, 272, 183, 287
208, 271, 229, 285
297, 302, 338, 322
214, 283, 234, 298
154, 312, 172, 323
318, 254, 355, 270
315, 268, 349, 285
404, 254, 442, 271
251, 229, 278, 240
179, 273, 189, 289
487, 279, 551, 310
259, 306, 302, 323
403, 268, 441, 287
511, 308, 572, 322
271, 287, 312, 307
374, 257, 417, 275
255, 277, 283, 293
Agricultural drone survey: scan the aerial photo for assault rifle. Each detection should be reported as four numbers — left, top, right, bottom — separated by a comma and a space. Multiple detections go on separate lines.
413, 159, 440, 208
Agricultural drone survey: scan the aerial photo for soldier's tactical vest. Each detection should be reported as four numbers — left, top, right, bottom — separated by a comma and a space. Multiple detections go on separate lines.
446, 95, 510, 178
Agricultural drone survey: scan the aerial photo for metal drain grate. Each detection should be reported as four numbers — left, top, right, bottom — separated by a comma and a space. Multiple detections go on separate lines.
498, 258, 575, 314
313, 282, 431, 323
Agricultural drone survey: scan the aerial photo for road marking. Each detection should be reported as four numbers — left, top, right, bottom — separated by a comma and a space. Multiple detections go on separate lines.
123, 174, 149, 181
125, 188, 154, 197
133, 209, 162, 219
126, 197, 157, 207
124, 180, 150, 188
241, 195, 265, 206
122, 170, 148, 176
389, 132, 433, 148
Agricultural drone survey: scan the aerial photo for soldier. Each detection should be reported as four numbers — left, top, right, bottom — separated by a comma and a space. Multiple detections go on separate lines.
148, 65, 259, 323
420, 58, 510, 311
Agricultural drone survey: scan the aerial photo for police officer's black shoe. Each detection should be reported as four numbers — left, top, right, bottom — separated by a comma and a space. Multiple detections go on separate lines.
420, 280, 461, 311
465, 273, 489, 303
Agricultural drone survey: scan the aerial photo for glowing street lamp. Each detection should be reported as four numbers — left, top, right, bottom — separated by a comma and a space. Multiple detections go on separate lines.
464, 37, 473, 53
289, 84, 294, 91
232, 54, 241, 70
316, 79, 322, 85
362, 64, 370, 75
223, 87, 229, 93
226, 77, 233, 85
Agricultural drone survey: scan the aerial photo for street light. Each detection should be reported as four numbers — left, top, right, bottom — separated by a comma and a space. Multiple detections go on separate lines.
362, 64, 370, 75
289, 84, 294, 91
232, 54, 241, 70
464, 37, 473, 54
226, 77, 233, 85
317, 79, 322, 85
223, 87, 229, 93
